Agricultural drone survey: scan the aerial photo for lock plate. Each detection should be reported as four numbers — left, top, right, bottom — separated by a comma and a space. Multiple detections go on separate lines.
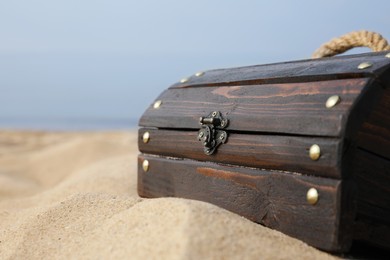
197, 111, 229, 155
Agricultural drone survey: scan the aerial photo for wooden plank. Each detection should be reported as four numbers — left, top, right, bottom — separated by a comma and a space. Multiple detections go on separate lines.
347, 149, 390, 249
351, 149, 390, 222
355, 88, 390, 160
139, 128, 343, 179
138, 155, 353, 252
169, 51, 390, 88
140, 78, 368, 137
353, 219, 390, 252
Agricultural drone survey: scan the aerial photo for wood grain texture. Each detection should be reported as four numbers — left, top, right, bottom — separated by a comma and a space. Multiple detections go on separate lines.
170, 51, 390, 88
350, 149, 390, 249
355, 87, 390, 160
138, 154, 353, 252
140, 79, 368, 137
353, 150, 390, 214
139, 128, 343, 178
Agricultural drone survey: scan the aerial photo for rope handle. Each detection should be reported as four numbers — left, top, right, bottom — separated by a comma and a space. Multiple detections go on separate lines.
312, 30, 390, 59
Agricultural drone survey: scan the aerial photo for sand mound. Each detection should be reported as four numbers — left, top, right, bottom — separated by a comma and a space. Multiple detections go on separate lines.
0, 131, 336, 259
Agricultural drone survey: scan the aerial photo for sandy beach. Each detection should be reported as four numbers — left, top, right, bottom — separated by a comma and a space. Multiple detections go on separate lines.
0, 130, 339, 259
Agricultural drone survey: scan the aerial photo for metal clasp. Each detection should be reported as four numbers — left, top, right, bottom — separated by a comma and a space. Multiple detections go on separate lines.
197, 111, 228, 155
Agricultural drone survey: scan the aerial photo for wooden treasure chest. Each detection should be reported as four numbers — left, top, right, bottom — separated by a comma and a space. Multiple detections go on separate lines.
137, 50, 390, 252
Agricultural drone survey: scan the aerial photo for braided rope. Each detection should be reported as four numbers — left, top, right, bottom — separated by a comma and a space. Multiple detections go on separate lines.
312, 30, 390, 59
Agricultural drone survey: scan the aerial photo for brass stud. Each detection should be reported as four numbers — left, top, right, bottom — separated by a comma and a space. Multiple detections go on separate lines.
326, 95, 341, 108
386, 53, 390, 58
309, 144, 321, 161
307, 188, 319, 205
195, 71, 204, 77
357, 62, 372, 69
143, 132, 150, 143
153, 100, 162, 109
180, 78, 189, 83
142, 160, 149, 172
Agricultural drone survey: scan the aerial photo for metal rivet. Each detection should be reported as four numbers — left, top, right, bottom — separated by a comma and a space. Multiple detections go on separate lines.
386, 53, 390, 58
142, 160, 149, 172
220, 133, 225, 140
143, 132, 150, 143
195, 71, 204, 77
180, 78, 189, 83
198, 132, 204, 138
309, 144, 321, 161
358, 62, 372, 69
153, 100, 162, 109
212, 111, 217, 117
326, 95, 341, 108
307, 188, 319, 205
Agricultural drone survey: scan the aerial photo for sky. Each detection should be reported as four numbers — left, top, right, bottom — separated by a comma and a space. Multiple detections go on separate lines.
0, 0, 389, 129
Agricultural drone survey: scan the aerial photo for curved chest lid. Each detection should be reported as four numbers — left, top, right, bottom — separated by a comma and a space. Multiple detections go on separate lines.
140, 52, 390, 137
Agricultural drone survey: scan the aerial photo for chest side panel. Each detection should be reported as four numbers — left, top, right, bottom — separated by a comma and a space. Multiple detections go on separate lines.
355, 87, 390, 159
348, 149, 390, 249
344, 75, 390, 249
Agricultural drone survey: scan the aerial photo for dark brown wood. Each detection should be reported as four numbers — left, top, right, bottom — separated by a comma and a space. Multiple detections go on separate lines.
139, 128, 343, 178
353, 149, 390, 214
349, 149, 390, 249
138, 154, 353, 252
140, 78, 369, 137
355, 87, 390, 160
169, 51, 390, 88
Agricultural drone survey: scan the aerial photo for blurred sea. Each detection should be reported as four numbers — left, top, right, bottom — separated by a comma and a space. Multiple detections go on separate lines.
0, 117, 138, 131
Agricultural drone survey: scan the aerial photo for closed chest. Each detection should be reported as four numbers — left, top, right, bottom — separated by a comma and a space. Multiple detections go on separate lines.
137, 51, 390, 252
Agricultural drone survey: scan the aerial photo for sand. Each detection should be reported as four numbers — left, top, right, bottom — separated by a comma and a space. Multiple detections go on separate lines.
0, 130, 338, 259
